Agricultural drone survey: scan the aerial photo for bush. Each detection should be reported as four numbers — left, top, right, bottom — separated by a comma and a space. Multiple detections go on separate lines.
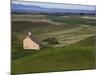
42, 37, 59, 45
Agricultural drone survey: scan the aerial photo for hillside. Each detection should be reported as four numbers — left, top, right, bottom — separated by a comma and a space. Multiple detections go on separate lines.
12, 14, 95, 47
11, 13, 96, 74
11, 36, 96, 74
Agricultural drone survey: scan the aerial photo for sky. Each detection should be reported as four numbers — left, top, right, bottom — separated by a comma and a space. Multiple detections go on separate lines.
12, 0, 96, 10
12, 0, 96, 5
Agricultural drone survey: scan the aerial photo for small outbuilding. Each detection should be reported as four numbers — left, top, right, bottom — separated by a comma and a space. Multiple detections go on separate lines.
23, 32, 41, 50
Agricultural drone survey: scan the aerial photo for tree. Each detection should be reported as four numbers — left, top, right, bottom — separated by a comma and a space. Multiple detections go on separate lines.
42, 37, 59, 45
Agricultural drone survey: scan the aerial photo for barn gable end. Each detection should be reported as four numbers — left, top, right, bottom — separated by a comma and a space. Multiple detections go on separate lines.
23, 32, 41, 50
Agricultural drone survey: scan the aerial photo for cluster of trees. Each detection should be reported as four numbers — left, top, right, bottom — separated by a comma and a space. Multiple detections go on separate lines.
42, 37, 59, 45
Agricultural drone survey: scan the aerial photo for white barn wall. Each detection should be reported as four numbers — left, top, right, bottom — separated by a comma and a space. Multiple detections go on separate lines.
23, 36, 40, 50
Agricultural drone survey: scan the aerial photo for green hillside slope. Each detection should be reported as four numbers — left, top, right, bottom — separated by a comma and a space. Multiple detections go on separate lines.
11, 36, 96, 74
11, 14, 96, 75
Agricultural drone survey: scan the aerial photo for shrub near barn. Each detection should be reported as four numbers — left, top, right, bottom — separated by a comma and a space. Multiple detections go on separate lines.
42, 37, 59, 45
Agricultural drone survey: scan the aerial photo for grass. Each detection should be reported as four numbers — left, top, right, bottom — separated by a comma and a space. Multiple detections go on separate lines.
12, 15, 96, 28
11, 36, 96, 74
45, 15, 96, 26
11, 14, 96, 75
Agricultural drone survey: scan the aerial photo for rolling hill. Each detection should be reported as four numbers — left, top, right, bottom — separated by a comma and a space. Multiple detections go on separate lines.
11, 13, 96, 74
11, 36, 96, 74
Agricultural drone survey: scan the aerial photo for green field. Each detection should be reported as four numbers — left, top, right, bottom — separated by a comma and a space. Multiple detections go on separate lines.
11, 14, 96, 75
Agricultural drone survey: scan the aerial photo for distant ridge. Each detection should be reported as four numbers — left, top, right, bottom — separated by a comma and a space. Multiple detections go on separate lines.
12, 0, 96, 15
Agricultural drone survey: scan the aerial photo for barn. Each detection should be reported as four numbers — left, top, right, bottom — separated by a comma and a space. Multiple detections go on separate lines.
23, 32, 41, 50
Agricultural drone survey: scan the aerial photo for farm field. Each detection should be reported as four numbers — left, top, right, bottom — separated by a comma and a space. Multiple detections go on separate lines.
11, 13, 96, 74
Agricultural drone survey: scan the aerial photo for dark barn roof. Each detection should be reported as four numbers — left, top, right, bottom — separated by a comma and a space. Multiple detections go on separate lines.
29, 35, 42, 46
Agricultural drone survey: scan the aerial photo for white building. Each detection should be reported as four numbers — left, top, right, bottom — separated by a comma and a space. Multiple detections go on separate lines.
23, 32, 41, 50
